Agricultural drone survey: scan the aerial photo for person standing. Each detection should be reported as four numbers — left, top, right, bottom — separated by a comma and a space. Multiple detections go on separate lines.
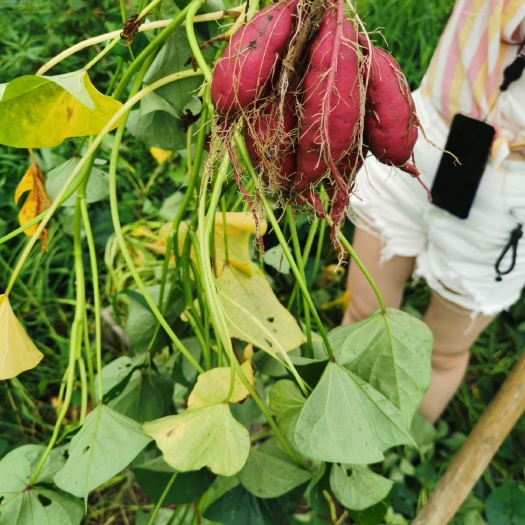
343, 0, 525, 422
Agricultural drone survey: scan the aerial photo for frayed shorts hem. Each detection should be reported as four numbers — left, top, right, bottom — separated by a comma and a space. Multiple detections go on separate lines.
348, 91, 525, 317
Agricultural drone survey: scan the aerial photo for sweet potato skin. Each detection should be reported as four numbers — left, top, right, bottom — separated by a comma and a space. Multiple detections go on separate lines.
211, 0, 298, 116
295, 6, 360, 191
243, 97, 297, 185
364, 46, 419, 175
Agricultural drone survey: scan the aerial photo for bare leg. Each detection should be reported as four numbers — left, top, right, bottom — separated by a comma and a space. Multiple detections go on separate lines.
342, 225, 416, 324
342, 226, 499, 424
419, 295, 497, 422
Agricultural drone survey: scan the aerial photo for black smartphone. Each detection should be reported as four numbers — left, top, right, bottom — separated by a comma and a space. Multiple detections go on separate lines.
431, 113, 496, 219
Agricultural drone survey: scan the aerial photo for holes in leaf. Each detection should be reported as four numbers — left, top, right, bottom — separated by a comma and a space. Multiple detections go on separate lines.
264, 339, 273, 348
83, 445, 90, 454
0, 496, 4, 505
37, 494, 52, 507
267, 317, 274, 323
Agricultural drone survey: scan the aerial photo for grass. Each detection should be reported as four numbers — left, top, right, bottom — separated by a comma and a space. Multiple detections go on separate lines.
1, 0, 524, 523
356, 0, 453, 88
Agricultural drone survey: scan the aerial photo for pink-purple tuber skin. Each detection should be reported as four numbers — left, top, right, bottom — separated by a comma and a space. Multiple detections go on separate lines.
211, 0, 299, 116
363, 45, 420, 176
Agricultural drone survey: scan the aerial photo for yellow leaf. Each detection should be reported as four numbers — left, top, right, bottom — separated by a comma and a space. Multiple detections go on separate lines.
142, 404, 250, 476
129, 226, 155, 238
149, 147, 173, 165
161, 213, 266, 275
212, 212, 306, 353
14, 162, 52, 249
243, 343, 254, 362
188, 361, 254, 408
144, 241, 175, 259
165, 213, 305, 353
0, 71, 124, 148
0, 294, 43, 379
158, 222, 174, 240
320, 290, 351, 311
215, 211, 267, 235
214, 212, 267, 275
217, 264, 307, 354
228, 259, 253, 277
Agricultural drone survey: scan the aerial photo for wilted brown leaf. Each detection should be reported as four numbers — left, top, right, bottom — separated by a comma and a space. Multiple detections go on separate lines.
14, 162, 52, 250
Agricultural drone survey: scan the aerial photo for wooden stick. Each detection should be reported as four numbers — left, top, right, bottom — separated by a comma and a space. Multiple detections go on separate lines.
413, 350, 525, 525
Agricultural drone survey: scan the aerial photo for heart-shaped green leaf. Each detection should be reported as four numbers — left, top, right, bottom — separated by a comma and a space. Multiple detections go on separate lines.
46, 158, 109, 207
293, 362, 414, 464
126, 91, 187, 150
0, 445, 83, 525
329, 308, 432, 422
485, 483, 525, 525
54, 404, 152, 499
330, 464, 393, 511
269, 380, 306, 439
98, 356, 172, 423
238, 439, 311, 498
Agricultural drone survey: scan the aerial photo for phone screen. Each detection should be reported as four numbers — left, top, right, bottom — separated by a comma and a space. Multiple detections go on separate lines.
431, 114, 496, 219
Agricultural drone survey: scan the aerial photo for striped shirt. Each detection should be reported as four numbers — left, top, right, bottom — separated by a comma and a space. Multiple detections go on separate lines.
420, 0, 525, 164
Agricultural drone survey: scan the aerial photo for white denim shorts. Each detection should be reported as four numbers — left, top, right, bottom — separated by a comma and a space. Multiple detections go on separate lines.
349, 91, 525, 316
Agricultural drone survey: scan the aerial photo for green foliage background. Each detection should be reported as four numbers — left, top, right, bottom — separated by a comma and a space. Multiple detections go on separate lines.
0, 0, 524, 524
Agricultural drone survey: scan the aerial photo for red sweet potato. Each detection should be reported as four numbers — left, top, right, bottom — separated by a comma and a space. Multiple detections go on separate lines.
364, 46, 419, 176
295, 188, 326, 218
295, 5, 361, 191
243, 96, 297, 186
211, 0, 299, 116
321, 146, 364, 232
336, 146, 365, 182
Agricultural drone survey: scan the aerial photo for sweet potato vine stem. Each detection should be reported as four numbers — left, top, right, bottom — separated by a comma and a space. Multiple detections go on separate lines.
36, 5, 246, 76
337, 230, 387, 314
236, 133, 335, 360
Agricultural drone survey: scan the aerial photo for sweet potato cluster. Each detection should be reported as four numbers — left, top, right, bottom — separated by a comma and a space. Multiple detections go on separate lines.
210, 0, 420, 240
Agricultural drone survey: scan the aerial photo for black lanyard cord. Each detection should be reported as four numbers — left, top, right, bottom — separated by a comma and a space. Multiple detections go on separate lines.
500, 36, 525, 90
500, 53, 525, 91
492, 38, 525, 280
495, 223, 523, 281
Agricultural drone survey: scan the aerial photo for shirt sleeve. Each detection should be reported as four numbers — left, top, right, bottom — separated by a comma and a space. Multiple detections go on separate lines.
501, 0, 525, 42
